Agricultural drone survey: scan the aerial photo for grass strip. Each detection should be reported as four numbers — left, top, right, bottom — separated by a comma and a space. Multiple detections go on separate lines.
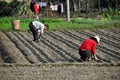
0, 17, 120, 31
0, 62, 120, 67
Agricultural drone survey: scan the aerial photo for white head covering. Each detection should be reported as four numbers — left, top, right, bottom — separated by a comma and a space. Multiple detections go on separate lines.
94, 36, 100, 43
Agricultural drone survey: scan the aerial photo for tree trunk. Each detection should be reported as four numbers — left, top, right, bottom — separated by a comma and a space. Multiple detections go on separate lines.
98, 0, 100, 11
86, 0, 89, 11
115, 0, 120, 8
78, 0, 80, 12
72, 0, 78, 12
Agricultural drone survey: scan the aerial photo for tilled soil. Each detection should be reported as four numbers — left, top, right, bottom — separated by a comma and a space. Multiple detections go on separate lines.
0, 64, 120, 80
0, 28, 120, 80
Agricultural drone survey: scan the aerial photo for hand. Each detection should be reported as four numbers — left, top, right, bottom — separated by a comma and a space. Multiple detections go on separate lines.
37, 30, 40, 32
94, 57, 99, 61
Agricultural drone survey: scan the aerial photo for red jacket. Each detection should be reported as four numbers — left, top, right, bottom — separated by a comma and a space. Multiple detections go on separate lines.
34, 3, 39, 13
79, 38, 97, 54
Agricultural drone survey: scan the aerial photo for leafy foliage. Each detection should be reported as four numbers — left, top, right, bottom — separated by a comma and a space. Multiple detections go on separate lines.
0, 1, 8, 16
0, 0, 24, 17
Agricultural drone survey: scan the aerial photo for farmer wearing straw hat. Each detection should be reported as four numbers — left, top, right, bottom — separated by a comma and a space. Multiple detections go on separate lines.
79, 36, 100, 61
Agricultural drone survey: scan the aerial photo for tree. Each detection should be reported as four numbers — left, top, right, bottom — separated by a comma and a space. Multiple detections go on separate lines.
98, 0, 100, 11
72, 0, 78, 12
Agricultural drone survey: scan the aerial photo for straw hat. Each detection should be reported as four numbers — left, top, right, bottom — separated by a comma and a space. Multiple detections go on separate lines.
94, 36, 100, 43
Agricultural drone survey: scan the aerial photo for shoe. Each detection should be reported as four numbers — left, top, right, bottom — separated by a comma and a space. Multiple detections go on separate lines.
86, 57, 91, 61
33, 40, 39, 42
35, 40, 39, 42
38, 38, 40, 41
88, 58, 91, 61
81, 57, 86, 61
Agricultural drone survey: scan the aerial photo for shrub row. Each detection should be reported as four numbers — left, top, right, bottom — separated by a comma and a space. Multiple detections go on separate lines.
0, 0, 24, 17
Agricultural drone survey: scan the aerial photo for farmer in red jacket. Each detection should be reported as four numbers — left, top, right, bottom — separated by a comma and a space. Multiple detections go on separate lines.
79, 36, 100, 61
33, 2, 39, 20
34, 2, 39, 14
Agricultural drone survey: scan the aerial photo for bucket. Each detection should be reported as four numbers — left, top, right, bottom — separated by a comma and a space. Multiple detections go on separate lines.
12, 20, 20, 30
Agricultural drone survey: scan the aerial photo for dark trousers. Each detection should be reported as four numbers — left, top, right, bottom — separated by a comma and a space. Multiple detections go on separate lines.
29, 22, 38, 41
79, 49, 92, 61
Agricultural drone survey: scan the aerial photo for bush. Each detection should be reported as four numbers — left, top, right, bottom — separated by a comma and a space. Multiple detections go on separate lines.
0, 0, 24, 17
104, 6, 120, 19
0, 1, 8, 17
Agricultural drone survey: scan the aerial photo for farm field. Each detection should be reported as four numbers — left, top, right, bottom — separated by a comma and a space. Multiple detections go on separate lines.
0, 28, 120, 80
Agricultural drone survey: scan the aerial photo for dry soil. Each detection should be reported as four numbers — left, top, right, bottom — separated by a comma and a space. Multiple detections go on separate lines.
0, 28, 120, 80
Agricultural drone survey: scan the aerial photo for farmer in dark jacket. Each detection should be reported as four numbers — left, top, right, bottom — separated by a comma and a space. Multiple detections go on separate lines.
79, 36, 100, 61
29, 20, 48, 42
58, 3, 63, 17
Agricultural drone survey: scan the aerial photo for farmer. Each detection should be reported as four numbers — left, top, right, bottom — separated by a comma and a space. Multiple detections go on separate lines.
79, 36, 100, 61
29, 20, 49, 42
30, 1, 39, 20
58, 3, 64, 17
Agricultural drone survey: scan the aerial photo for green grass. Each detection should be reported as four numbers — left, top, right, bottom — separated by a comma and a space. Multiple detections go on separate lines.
0, 17, 120, 31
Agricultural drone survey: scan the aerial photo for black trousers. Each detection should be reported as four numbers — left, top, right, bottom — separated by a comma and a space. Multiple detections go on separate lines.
79, 49, 92, 61
29, 22, 38, 41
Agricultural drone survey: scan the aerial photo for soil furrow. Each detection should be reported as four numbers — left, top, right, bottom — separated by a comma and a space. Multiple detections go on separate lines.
44, 32, 79, 61
59, 30, 84, 42
0, 32, 29, 64
45, 32, 81, 61
93, 30, 120, 42
0, 51, 4, 63
45, 32, 79, 60
105, 29, 120, 39
107, 28, 120, 34
13, 32, 50, 63
7, 32, 40, 63
19, 32, 56, 63
46, 31, 78, 50
77, 30, 120, 49
55, 31, 82, 46
42, 36, 77, 62
76, 30, 119, 50
92, 30, 120, 46
41, 39, 72, 62
26, 32, 67, 62
0, 32, 21, 63
50, 31, 81, 55
97, 46, 120, 60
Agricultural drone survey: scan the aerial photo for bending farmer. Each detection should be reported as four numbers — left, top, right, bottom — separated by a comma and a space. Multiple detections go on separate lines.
79, 36, 100, 61
29, 20, 48, 42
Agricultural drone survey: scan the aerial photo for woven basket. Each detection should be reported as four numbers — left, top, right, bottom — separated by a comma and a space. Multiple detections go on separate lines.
12, 20, 20, 30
